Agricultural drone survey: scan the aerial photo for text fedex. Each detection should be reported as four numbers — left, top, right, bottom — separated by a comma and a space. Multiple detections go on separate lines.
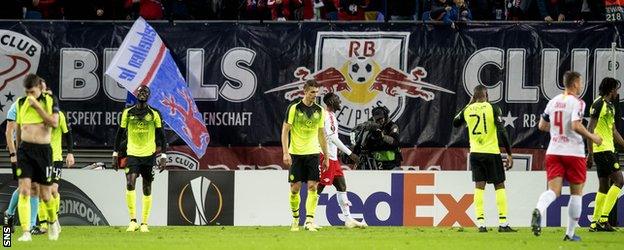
318, 173, 475, 227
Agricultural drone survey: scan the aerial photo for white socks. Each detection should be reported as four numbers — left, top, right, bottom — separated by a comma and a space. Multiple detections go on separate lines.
337, 191, 352, 220
536, 189, 557, 215
535, 189, 581, 237
566, 195, 581, 237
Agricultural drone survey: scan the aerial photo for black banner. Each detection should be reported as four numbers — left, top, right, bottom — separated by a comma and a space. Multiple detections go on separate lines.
1, 21, 623, 150
167, 171, 234, 225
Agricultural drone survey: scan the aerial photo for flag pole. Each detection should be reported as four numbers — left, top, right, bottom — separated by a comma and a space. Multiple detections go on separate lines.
612, 42, 617, 79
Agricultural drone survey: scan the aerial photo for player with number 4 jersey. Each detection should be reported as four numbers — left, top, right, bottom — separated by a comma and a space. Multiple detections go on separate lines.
532, 71, 602, 242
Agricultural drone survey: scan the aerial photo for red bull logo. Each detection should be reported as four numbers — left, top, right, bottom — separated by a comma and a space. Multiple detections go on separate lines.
265, 32, 454, 133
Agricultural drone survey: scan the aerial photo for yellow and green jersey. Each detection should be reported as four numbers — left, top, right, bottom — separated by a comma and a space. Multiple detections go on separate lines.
590, 97, 615, 152
119, 106, 163, 157
454, 102, 502, 154
15, 93, 59, 125
51, 111, 69, 162
285, 100, 324, 155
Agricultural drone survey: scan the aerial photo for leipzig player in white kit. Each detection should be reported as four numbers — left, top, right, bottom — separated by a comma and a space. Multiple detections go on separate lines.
318, 93, 366, 228
531, 71, 602, 241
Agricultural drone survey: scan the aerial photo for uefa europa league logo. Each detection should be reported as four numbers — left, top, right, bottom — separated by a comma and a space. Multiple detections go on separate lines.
179, 176, 224, 225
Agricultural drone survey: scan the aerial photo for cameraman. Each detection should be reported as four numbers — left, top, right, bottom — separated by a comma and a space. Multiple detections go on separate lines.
353, 106, 402, 170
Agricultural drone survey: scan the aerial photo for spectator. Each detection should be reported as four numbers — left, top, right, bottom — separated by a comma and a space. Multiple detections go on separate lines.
267, 0, 303, 21
239, 0, 271, 20
563, 0, 585, 20
449, 0, 472, 21
423, 0, 451, 21
469, 0, 504, 20
516, 0, 549, 20
364, 0, 384, 21
580, 0, 604, 20
211, 0, 240, 20
165, 0, 192, 20
507, 0, 524, 20
537, 0, 568, 22
94, 0, 128, 20
125, 0, 164, 20
59, 0, 100, 19
388, 0, 415, 20
185, 0, 211, 19
36, 0, 63, 19
302, 0, 315, 20
0, 0, 24, 19
336, 0, 369, 21
321, 0, 339, 20
24, 0, 43, 19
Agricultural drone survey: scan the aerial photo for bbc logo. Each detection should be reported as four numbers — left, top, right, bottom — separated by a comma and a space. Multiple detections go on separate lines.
2, 225, 10, 247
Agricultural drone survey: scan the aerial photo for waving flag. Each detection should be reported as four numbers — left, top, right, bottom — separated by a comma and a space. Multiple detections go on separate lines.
105, 17, 209, 158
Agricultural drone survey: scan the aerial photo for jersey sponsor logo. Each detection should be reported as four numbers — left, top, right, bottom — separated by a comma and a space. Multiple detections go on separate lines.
329, 112, 336, 133
266, 32, 454, 134
0, 30, 42, 123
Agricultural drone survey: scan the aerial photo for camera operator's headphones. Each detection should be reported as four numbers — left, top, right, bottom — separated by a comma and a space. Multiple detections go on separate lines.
372, 106, 390, 120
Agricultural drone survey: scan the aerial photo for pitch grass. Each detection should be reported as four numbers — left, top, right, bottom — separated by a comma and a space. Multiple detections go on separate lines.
7, 226, 623, 249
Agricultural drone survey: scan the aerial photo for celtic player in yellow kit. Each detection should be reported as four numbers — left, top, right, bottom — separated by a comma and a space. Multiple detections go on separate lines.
14, 74, 60, 241
453, 85, 515, 233
112, 85, 167, 233
282, 79, 329, 232
587, 77, 624, 232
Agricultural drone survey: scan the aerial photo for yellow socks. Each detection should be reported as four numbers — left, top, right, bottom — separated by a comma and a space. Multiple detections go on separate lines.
592, 192, 606, 223
18, 194, 30, 231
474, 188, 484, 226
38, 200, 48, 223
54, 194, 61, 214
495, 189, 508, 225
142, 195, 152, 224
126, 190, 136, 220
601, 186, 621, 222
289, 192, 300, 218
305, 192, 319, 221
46, 199, 57, 223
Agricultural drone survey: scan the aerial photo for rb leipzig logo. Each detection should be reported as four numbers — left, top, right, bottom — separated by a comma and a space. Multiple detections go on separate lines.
266, 32, 454, 134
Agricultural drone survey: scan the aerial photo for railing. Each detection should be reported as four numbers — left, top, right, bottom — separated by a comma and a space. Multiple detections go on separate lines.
0, 19, 619, 25
0, 149, 112, 169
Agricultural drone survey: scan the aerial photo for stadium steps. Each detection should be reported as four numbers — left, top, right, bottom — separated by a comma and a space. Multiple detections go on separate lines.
0, 148, 112, 169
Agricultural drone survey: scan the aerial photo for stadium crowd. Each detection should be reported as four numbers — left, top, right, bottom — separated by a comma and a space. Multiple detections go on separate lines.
0, 0, 610, 22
